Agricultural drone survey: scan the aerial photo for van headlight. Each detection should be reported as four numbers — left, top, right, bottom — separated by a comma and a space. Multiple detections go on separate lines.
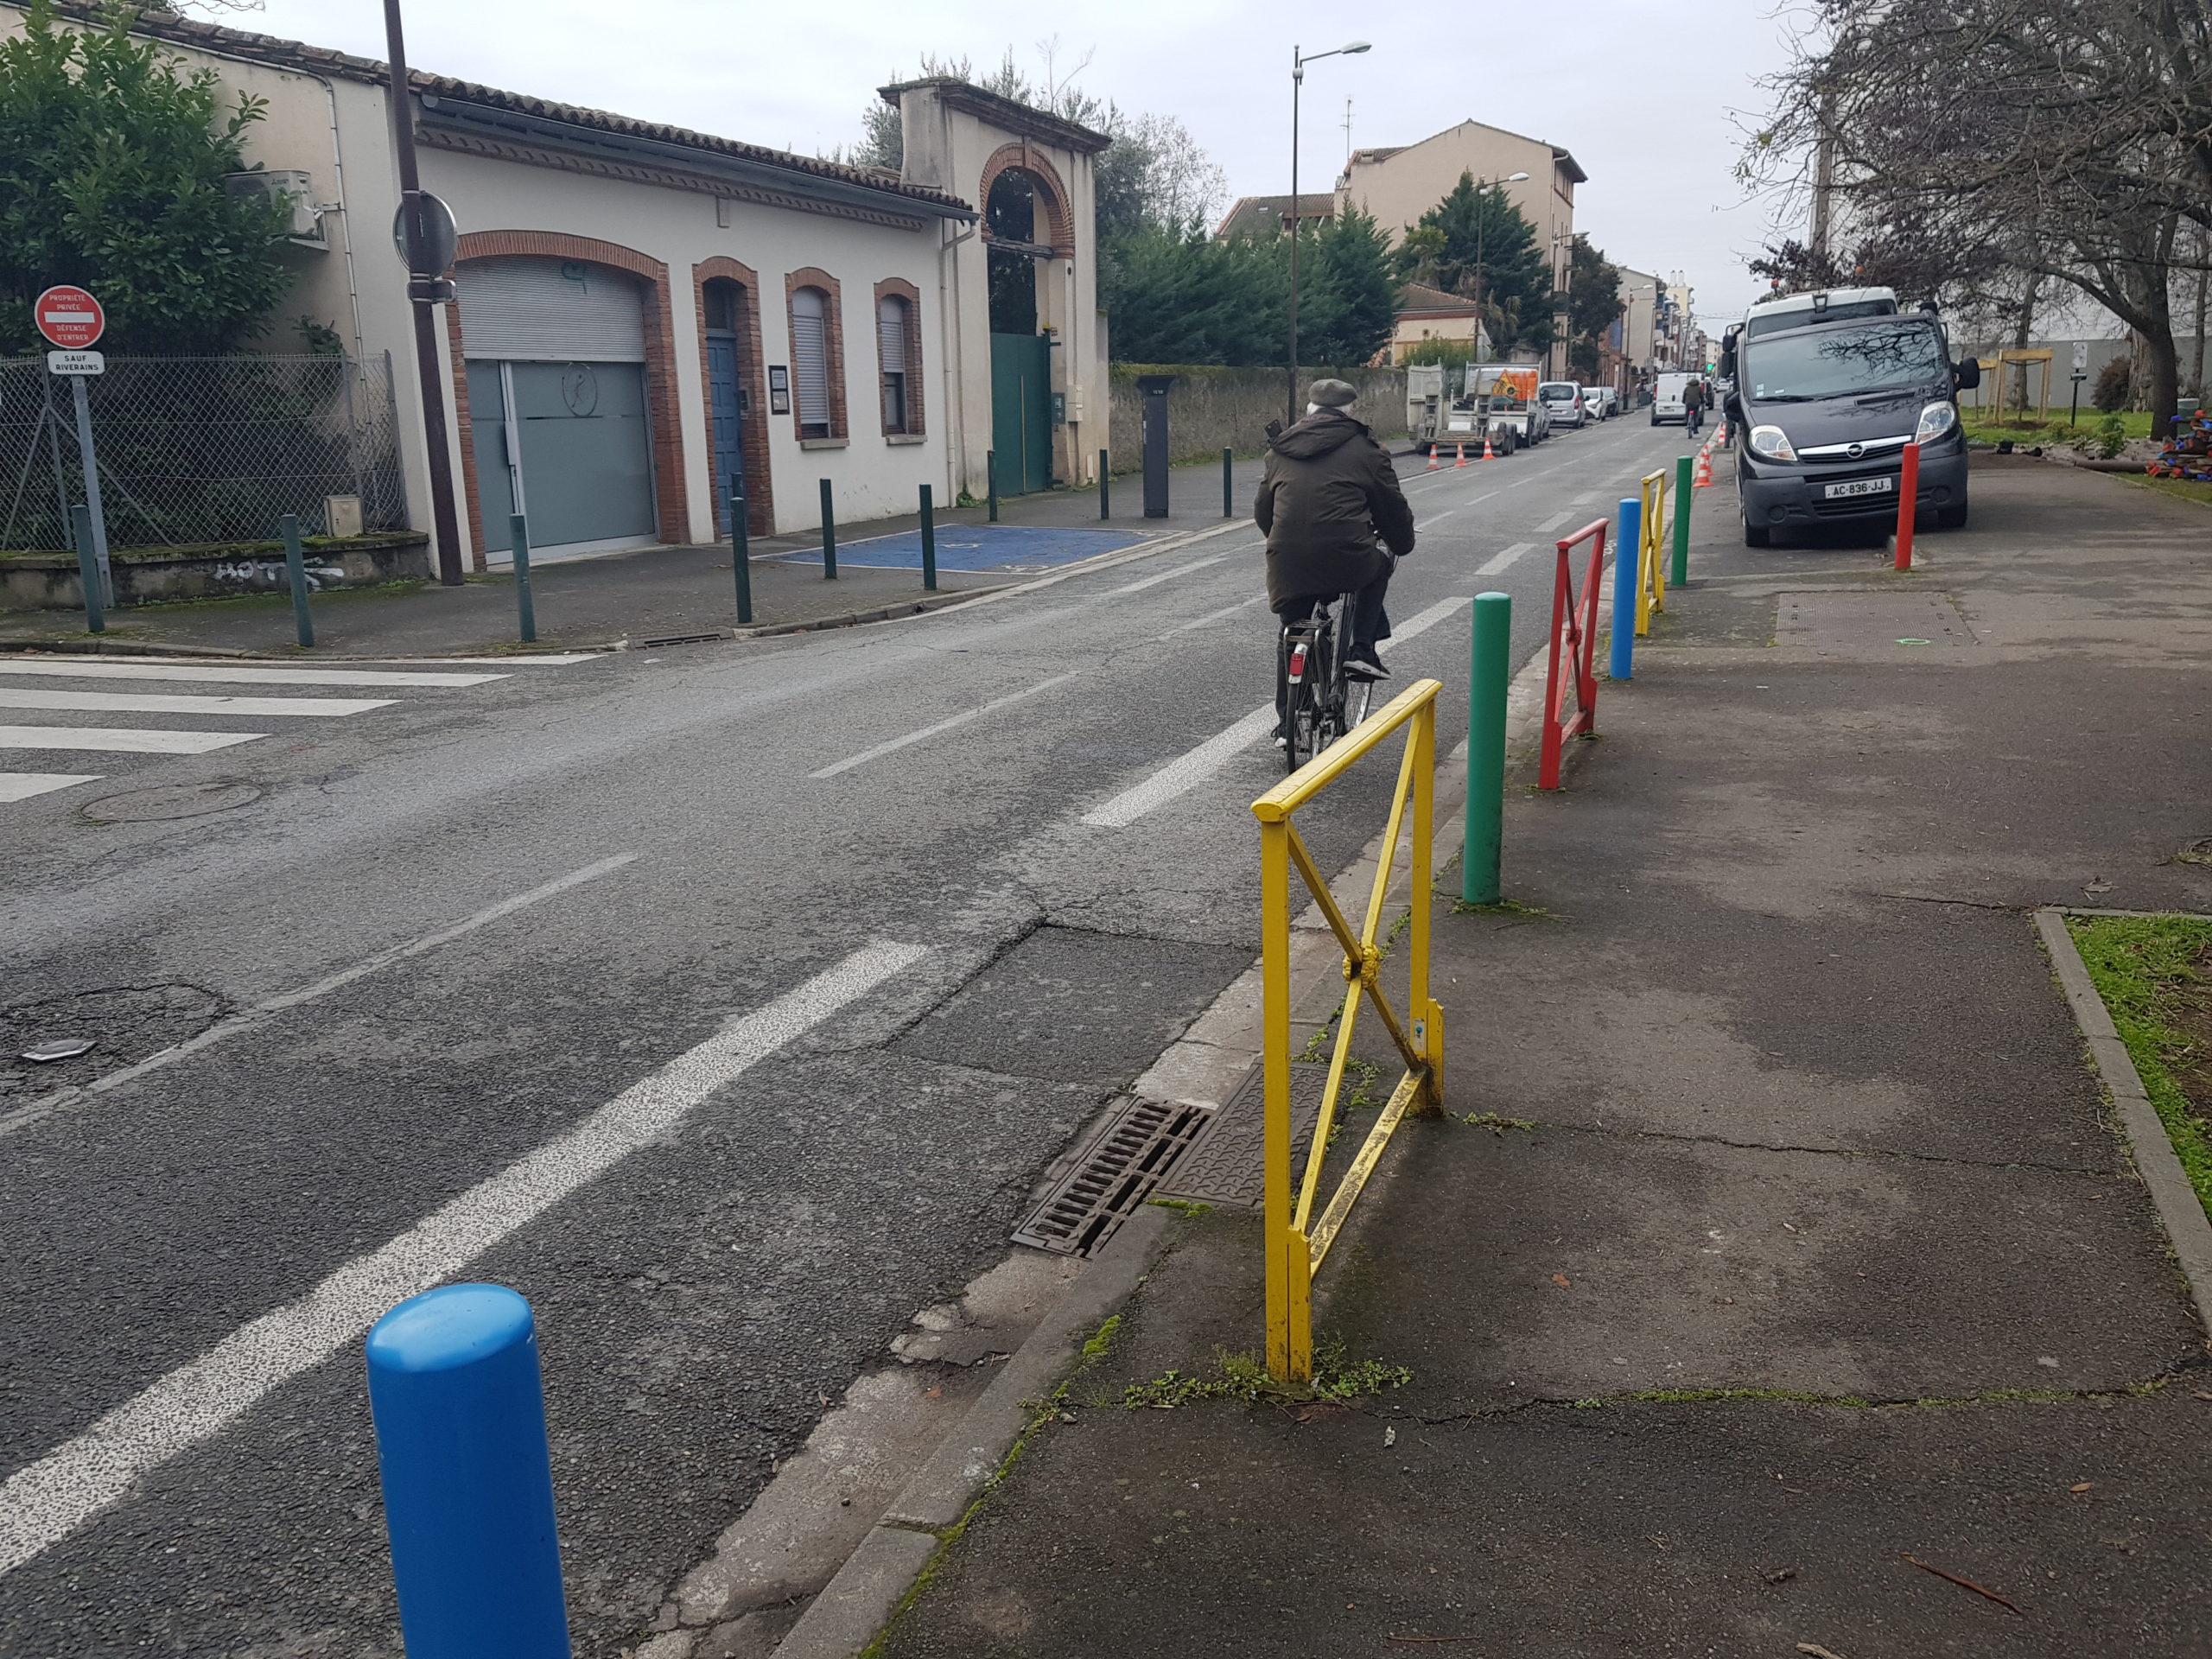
1916, 401, 1959, 444
1749, 423, 1796, 461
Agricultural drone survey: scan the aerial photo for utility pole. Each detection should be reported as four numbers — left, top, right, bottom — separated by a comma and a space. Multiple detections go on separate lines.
1285, 41, 1371, 427
383, 0, 466, 586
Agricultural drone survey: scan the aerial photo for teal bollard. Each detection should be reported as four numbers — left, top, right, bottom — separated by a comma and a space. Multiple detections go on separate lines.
819, 478, 837, 580
279, 513, 315, 648
729, 482, 752, 625
1099, 448, 1109, 519
1462, 591, 1511, 905
987, 450, 999, 522
919, 483, 937, 591
1223, 447, 1234, 518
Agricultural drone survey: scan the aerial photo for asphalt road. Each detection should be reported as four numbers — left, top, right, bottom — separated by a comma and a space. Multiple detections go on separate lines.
0, 411, 1693, 1653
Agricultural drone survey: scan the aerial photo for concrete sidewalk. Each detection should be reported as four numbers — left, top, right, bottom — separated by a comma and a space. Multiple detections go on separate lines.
0, 452, 1266, 659
867, 456, 2212, 1656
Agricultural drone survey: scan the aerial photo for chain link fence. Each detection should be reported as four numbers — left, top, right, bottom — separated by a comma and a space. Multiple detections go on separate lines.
0, 353, 409, 552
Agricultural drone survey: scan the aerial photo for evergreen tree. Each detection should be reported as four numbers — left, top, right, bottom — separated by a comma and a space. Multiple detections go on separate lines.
0, 0, 290, 354
1566, 237, 1621, 378
1395, 173, 1554, 358
1299, 207, 1397, 367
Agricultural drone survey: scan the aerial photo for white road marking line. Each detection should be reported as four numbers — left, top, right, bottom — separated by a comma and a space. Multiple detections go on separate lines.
350, 653, 604, 666
0, 661, 502, 689
0, 938, 925, 1576
0, 772, 98, 802
1376, 595, 1473, 653
810, 672, 1079, 779
0, 852, 644, 1140
0, 689, 393, 718
1477, 543, 1535, 577
0, 726, 265, 754
1532, 511, 1573, 532
1169, 594, 1267, 635
1083, 706, 1279, 829
1414, 509, 1456, 531
1110, 551, 1231, 594
1569, 491, 1600, 505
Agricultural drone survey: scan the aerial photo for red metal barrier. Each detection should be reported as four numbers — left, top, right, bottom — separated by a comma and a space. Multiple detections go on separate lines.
1893, 442, 1920, 570
1539, 518, 1609, 790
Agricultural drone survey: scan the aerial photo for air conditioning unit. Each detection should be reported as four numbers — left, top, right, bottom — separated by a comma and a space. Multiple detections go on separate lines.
225, 169, 326, 245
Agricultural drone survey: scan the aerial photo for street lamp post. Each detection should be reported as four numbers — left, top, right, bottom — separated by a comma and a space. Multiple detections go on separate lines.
1469, 172, 1529, 372
1287, 40, 1370, 427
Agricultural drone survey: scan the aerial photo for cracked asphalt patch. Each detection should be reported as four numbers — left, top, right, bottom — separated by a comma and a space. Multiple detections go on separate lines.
0, 982, 230, 1102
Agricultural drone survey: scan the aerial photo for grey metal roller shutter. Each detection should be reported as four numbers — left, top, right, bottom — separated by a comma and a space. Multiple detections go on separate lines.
877, 296, 907, 372
456, 257, 646, 362
791, 288, 830, 428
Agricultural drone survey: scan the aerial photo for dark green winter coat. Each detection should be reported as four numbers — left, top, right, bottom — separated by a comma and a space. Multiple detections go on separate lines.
1253, 410, 1416, 611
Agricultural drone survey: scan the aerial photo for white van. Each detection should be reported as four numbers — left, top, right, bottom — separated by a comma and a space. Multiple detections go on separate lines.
1651, 372, 1698, 426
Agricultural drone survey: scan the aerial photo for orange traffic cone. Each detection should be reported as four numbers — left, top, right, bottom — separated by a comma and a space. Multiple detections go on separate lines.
1453, 442, 1468, 467
1694, 450, 1714, 488
1426, 446, 1442, 471
1482, 436, 1497, 461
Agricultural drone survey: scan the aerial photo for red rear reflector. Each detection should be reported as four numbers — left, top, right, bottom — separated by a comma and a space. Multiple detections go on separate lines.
1287, 644, 1307, 681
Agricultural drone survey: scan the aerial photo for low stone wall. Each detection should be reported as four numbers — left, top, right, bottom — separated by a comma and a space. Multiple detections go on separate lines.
0, 533, 432, 613
1107, 365, 1409, 473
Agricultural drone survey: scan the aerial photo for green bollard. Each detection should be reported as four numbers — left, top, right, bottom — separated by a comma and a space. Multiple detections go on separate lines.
987, 450, 999, 523
819, 478, 837, 580
919, 483, 937, 591
1223, 447, 1234, 517
1671, 454, 1694, 587
279, 513, 315, 649
1462, 591, 1512, 906
1099, 448, 1109, 519
509, 512, 537, 642
729, 483, 753, 624
69, 505, 104, 633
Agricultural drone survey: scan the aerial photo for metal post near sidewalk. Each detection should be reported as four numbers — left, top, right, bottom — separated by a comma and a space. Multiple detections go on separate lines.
68, 505, 103, 633
278, 514, 315, 649
1462, 591, 1510, 906
1098, 448, 1110, 519
918, 484, 937, 591
1610, 497, 1640, 681
1223, 447, 1234, 517
1670, 454, 1694, 587
67, 372, 113, 607
365, 1283, 570, 1659
986, 451, 999, 523
729, 483, 752, 625
1893, 442, 1919, 571
818, 479, 837, 580
508, 512, 537, 643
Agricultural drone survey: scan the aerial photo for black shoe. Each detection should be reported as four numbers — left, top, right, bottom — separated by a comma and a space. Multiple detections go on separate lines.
1343, 656, 1391, 683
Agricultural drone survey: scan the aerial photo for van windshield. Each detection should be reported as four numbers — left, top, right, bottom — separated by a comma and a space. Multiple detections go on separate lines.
1745, 321, 1946, 401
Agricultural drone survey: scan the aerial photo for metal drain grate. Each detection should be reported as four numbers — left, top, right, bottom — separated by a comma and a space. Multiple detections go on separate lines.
1014, 1097, 1213, 1256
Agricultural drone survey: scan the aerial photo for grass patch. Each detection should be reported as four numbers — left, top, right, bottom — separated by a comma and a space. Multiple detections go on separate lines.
2123, 474, 2212, 508
1449, 896, 1559, 919
1122, 1345, 1411, 1410
1964, 409, 2154, 445
2065, 913, 2212, 1225
1460, 1111, 1537, 1134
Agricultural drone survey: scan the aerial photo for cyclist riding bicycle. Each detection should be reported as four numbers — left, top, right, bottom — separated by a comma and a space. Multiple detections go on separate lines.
1255, 378, 1416, 740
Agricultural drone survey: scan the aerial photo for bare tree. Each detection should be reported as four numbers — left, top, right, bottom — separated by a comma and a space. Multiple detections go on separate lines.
1746, 2, 2212, 425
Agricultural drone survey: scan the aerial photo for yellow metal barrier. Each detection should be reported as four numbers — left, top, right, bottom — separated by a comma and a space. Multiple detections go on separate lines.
1251, 677, 1445, 1382
1635, 468, 1669, 636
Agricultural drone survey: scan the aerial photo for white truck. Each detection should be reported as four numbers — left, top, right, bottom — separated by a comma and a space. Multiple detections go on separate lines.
1404, 362, 1548, 456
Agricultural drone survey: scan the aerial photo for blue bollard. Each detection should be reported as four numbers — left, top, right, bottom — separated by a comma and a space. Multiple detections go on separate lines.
365, 1284, 570, 1658
1610, 497, 1641, 681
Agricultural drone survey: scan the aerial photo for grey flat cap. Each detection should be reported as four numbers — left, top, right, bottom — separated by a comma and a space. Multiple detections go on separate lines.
1308, 378, 1358, 408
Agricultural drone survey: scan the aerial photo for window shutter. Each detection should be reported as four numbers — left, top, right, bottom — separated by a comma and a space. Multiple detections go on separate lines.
792, 289, 830, 429
877, 296, 908, 372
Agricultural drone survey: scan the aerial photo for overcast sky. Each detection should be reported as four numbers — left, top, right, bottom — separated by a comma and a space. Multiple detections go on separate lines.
250, 0, 1814, 331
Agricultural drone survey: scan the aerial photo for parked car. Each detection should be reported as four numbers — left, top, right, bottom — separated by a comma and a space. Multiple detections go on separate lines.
1538, 381, 1587, 429
1580, 385, 1618, 420
1720, 289, 1979, 545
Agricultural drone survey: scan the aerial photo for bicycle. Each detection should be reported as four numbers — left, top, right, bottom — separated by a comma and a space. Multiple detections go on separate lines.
1279, 592, 1376, 774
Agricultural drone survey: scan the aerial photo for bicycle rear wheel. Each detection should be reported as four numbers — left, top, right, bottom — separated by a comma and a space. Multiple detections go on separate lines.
1281, 623, 1325, 773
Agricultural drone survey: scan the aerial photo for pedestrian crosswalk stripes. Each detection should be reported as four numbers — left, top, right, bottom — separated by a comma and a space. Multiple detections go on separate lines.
0, 661, 505, 689
0, 772, 100, 801
0, 688, 397, 718
0, 652, 594, 807
0, 726, 266, 753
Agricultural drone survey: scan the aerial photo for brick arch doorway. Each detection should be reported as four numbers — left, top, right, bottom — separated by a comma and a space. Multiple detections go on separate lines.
694, 257, 774, 538
982, 153, 1068, 497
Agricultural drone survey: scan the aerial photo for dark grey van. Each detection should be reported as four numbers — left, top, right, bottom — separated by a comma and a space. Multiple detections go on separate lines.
1721, 297, 1980, 546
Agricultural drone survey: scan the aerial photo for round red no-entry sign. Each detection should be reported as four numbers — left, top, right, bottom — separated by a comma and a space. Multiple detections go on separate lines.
34, 285, 105, 350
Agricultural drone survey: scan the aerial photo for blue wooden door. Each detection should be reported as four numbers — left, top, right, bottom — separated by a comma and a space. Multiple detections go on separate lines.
707, 333, 744, 536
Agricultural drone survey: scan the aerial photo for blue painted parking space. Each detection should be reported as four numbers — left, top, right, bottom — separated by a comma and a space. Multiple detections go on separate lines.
775, 524, 1144, 572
